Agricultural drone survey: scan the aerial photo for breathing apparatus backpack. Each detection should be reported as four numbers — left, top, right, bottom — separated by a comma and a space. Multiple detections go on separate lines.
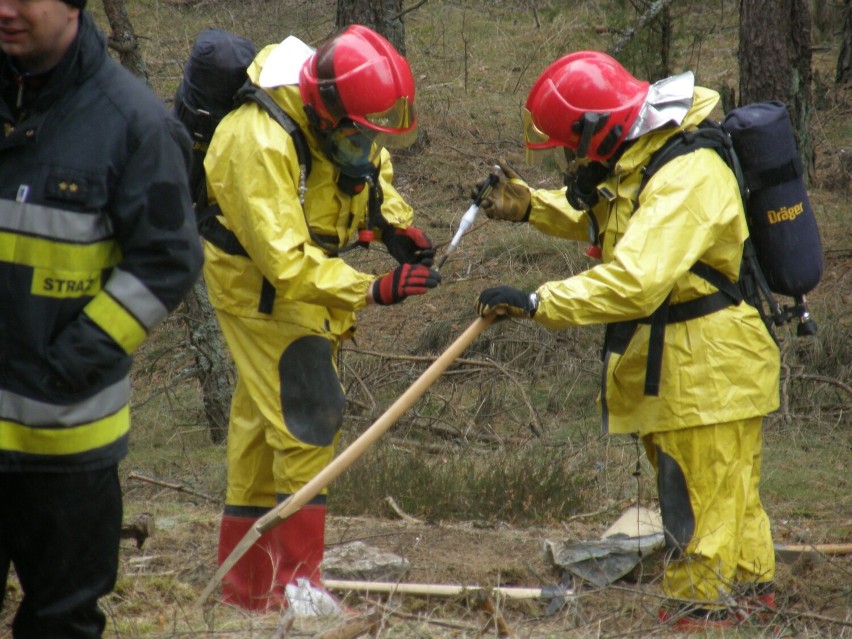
172, 29, 313, 260
639, 100, 823, 338
612, 101, 824, 397
173, 29, 389, 273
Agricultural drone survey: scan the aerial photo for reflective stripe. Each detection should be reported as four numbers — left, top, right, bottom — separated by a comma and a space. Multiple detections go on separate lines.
105, 268, 168, 330
0, 404, 130, 456
83, 293, 148, 355
0, 378, 130, 426
0, 230, 122, 270
0, 200, 121, 270
0, 200, 114, 242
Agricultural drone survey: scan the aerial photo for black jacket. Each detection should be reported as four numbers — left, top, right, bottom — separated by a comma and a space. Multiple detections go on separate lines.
0, 13, 203, 470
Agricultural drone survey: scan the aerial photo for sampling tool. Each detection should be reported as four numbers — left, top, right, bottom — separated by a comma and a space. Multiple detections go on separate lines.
436, 166, 501, 270
197, 315, 496, 607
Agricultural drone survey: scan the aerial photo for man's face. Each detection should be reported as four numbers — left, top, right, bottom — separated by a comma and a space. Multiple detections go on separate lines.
0, 0, 79, 73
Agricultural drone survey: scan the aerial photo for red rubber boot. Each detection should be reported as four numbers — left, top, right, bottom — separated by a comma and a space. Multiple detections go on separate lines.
218, 514, 285, 612
274, 503, 326, 587
736, 589, 777, 623
217, 505, 329, 612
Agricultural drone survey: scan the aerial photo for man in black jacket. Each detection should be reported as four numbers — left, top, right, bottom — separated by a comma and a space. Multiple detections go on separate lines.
0, 0, 203, 636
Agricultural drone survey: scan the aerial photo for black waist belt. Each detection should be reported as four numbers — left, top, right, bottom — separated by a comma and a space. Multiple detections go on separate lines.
197, 210, 278, 314
604, 288, 740, 397
199, 213, 248, 257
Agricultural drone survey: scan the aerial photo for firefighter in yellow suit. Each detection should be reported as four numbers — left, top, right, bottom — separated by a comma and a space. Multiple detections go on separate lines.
474, 52, 780, 632
202, 26, 440, 612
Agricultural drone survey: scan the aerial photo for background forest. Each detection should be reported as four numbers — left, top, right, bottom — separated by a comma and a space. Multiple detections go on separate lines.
4, 1, 849, 638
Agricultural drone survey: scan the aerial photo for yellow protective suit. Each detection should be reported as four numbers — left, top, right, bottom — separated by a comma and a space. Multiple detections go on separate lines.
203, 45, 415, 505
643, 418, 775, 603
529, 87, 779, 435
525, 87, 779, 604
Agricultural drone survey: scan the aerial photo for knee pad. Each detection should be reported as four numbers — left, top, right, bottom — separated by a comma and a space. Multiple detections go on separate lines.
279, 335, 345, 446
656, 446, 695, 556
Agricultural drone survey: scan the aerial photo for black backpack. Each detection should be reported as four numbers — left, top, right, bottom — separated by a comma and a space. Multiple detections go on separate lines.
172, 29, 311, 256
638, 102, 823, 337
607, 102, 823, 397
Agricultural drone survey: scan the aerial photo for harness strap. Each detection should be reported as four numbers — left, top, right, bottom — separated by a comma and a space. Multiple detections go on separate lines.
644, 297, 670, 396
198, 204, 248, 257
604, 262, 742, 397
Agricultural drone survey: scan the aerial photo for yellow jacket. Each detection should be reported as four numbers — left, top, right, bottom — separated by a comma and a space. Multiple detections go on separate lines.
528, 87, 780, 434
203, 45, 414, 337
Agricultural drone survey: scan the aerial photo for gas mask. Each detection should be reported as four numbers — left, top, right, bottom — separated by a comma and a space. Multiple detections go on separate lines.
555, 147, 612, 211
320, 119, 382, 179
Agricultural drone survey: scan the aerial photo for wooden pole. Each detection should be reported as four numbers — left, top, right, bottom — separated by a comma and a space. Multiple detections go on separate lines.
196, 315, 496, 607
774, 543, 852, 555
323, 579, 571, 601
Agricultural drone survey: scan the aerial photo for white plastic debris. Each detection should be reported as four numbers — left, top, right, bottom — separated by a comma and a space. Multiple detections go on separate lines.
284, 578, 343, 617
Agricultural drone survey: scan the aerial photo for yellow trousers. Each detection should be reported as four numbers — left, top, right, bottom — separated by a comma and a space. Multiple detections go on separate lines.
216, 311, 345, 506
643, 417, 775, 603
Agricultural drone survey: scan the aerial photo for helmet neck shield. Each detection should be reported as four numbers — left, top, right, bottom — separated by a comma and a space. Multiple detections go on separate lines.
626, 71, 695, 140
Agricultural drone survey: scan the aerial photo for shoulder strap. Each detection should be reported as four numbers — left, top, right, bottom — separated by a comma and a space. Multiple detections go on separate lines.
237, 84, 383, 258
639, 121, 743, 196
199, 83, 318, 256
237, 83, 312, 187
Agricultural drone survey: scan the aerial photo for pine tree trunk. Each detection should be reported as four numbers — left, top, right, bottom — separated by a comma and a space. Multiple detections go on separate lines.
336, 0, 407, 55
181, 279, 233, 444
838, 0, 852, 84
738, 0, 814, 180
101, 0, 148, 84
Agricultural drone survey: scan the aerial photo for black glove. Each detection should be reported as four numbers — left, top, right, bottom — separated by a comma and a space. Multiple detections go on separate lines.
473, 160, 531, 222
382, 226, 436, 266
372, 263, 442, 305
476, 286, 538, 318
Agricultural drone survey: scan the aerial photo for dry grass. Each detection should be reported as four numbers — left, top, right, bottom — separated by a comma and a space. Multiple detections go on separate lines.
2, 1, 849, 638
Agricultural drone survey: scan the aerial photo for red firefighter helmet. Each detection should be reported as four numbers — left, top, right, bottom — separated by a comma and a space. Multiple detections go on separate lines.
523, 51, 649, 162
299, 24, 417, 148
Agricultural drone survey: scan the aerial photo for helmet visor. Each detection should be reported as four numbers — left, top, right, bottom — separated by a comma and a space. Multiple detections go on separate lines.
554, 146, 576, 174
359, 97, 418, 148
523, 107, 557, 164
355, 121, 418, 150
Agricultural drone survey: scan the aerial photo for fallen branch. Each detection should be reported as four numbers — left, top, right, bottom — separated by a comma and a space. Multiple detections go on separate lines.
476, 594, 515, 638
485, 356, 543, 436
311, 610, 381, 639
787, 373, 852, 397
343, 348, 542, 435
607, 0, 678, 56
384, 496, 423, 524
127, 470, 217, 504
561, 504, 618, 526
379, 603, 480, 632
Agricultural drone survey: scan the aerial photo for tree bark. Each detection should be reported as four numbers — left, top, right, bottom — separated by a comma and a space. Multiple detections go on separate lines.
180, 279, 233, 444
101, 0, 148, 84
608, 0, 676, 69
739, 0, 814, 180
336, 0, 408, 55
100, 0, 233, 442
838, 0, 852, 84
